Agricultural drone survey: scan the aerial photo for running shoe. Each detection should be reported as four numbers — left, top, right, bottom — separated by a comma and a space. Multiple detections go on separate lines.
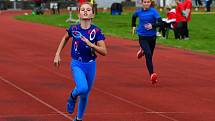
73, 116, 82, 121
151, 73, 158, 84
137, 49, 144, 59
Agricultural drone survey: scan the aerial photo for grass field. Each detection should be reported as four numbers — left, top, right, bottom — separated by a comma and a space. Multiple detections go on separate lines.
16, 11, 215, 54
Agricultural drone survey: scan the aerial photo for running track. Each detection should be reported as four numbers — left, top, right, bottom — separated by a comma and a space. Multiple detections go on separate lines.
0, 11, 215, 121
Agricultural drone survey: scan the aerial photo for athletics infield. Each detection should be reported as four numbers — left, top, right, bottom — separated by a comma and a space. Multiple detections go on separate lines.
0, 11, 215, 121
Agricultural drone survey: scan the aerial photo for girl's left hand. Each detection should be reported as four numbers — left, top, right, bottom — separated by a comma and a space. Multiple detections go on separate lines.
54, 54, 61, 67
132, 27, 136, 35
81, 36, 94, 48
144, 23, 152, 30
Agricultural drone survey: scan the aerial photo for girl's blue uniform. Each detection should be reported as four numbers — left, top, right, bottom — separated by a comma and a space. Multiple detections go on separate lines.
132, 7, 161, 75
67, 24, 105, 119
133, 7, 160, 36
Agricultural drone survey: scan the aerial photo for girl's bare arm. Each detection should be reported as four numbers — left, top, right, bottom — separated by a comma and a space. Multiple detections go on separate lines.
54, 33, 70, 67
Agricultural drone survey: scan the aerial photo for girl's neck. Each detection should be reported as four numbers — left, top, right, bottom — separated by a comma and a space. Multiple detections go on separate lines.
80, 19, 92, 29
143, 7, 149, 10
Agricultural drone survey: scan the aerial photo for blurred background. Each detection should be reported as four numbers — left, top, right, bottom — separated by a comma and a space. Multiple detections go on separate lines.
0, 0, 214, 12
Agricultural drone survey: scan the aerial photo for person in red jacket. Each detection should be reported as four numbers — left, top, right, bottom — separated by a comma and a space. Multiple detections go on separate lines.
159, 6, 177, 39
175, 0, 186, 39
79, 0, 86, 4
182, 0, 192, 40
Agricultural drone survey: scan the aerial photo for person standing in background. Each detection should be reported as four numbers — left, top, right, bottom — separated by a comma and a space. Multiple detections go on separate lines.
175, 0, 186, 39
182, 0, 192, 40
79, 0, 86, 4
205, 0, 212, 12
195, 0, 202, 11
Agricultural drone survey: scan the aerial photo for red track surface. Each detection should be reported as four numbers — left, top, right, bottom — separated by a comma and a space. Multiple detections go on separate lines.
0, 10, 215, 121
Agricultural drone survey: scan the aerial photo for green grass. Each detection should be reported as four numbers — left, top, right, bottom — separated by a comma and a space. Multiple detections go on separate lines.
16, 11, 215, 54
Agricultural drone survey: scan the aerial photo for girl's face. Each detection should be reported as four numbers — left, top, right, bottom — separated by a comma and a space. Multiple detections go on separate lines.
79, 3, 94, 20
142, 0, 151, 9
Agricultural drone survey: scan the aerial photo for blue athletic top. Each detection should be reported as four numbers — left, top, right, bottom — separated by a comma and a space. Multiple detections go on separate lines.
133, 7, 161, 36
67, 24, 105, 62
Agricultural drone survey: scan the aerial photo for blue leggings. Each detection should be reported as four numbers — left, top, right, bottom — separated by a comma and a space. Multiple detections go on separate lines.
70, 59, 96, 119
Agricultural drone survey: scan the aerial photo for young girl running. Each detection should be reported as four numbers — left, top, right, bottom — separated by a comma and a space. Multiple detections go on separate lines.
54, 2, 107, 121
132, 0, 162, 84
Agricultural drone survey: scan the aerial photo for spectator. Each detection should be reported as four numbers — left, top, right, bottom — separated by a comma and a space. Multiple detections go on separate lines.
205, 0, 212, 12
195, 0, 202, 11
183, 0, 192, 40
175, 0, 186, 39
159, 6, 177, 39
57, 2, 60, 14
79, 0, 86, 4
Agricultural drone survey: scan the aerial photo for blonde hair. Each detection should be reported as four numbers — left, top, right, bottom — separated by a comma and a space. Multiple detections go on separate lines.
78, 2, 94, 13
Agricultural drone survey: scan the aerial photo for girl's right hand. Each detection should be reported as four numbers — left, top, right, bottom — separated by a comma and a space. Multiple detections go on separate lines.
132, 27, 136, 36
54, 54, 61, 67
144, 23, 152, 30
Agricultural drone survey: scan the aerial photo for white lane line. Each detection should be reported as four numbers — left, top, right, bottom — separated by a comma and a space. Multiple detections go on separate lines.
0, 113, 66, 118
0, 111, 188, 118
34, 64, 179, 121
85, 112, 188, 116
94, 88, 179, 121
145, 112, 187, 114
0, 76, 73, 120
